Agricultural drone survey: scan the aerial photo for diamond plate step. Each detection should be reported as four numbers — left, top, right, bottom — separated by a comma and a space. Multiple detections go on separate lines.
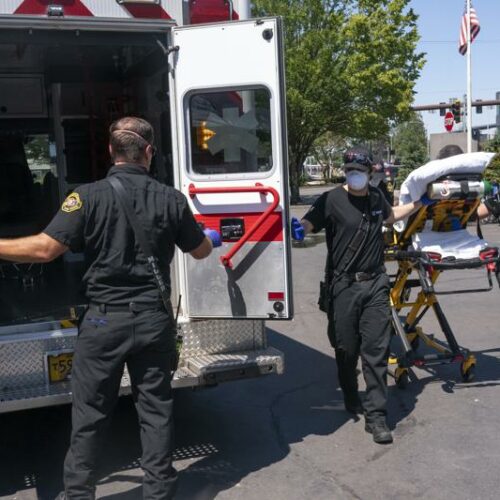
184, 347, 284, 377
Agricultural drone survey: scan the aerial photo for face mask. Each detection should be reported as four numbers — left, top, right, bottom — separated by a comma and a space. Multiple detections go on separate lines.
346, 170, 369, 191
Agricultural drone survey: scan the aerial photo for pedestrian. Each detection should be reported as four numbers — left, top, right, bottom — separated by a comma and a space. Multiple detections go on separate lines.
0, 116, 221, 498
370, 160, 394, 205
291, 148, 427, 444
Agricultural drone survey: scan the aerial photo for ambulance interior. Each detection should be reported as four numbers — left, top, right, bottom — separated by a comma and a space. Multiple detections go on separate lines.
0, 29, 174, 325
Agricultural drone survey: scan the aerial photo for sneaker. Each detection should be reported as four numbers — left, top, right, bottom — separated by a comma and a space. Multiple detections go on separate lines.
365, 419, 393, 444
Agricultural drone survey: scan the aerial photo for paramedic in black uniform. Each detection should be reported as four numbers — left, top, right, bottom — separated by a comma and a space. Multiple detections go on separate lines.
0, 116, 221, 498
291, 148, 422, 444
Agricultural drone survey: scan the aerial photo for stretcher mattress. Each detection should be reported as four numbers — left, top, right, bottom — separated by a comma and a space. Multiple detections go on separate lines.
394, 152, 496, 233
398, 152, 496, 204
412, 229, 489, 260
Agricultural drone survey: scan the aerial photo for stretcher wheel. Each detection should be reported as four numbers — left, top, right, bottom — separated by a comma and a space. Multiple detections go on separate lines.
461, 361, 476, 383
395, 367, 409, 389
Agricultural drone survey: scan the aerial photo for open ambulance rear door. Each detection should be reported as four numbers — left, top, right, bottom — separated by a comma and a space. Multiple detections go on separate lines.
169, 18, 292, 320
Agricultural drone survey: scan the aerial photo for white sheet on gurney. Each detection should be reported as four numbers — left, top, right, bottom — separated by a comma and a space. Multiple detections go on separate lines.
398, 152, 495, 204
412, 229, 489, 259
394, 152, 496, 232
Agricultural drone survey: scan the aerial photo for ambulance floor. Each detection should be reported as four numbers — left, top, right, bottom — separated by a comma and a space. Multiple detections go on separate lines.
0, 260, 85, 325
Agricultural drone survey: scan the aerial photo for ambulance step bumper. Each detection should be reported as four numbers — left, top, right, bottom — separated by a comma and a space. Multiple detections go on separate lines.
0, 370, 132, 414
174, 347, 284, 388
0, 348, 284, 412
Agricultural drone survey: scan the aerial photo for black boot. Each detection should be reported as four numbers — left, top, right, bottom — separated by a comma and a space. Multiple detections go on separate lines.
365, 418, 393, 444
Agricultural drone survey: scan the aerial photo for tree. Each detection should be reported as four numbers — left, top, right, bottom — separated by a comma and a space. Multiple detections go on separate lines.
313, 131, 348, 181
392, 114, 428, 186
252, 0, 425, 202
483, 135, 500, 184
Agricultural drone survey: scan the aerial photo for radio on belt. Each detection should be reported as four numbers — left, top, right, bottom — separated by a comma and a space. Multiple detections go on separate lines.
220, 218, 245, 241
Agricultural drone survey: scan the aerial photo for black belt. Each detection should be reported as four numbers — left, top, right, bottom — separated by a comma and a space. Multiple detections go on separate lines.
343, 268, 384, 283
89, 301, 164, 313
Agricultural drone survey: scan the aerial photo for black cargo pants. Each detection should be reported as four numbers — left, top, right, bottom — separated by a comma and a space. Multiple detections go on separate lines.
328, 273, 392, 419
64, 305, 178, 500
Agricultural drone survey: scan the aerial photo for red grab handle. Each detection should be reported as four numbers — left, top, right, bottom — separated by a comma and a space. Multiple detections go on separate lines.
188, 183, 280, 268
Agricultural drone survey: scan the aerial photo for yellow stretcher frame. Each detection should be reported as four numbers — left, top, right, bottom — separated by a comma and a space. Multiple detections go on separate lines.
384, 198, 495, 388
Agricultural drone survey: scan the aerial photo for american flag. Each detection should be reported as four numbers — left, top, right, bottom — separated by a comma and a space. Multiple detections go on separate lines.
459, 2, 480, 55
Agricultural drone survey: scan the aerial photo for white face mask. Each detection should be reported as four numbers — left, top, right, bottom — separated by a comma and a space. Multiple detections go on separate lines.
346, 170, 369, 191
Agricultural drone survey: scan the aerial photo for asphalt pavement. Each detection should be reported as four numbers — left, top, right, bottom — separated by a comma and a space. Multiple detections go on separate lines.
2, 184, 500, 499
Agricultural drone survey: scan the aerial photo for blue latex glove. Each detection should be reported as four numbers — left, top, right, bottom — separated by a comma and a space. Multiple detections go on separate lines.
420, 194, 436, 206
291, 217, 305, 241
204, 228, 222, 248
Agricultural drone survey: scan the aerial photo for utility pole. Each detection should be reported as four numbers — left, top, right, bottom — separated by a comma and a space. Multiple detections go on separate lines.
466, 0, 472, 152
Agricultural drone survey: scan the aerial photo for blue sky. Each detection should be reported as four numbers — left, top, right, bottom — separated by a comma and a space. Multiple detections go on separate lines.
410, 0, 499, 136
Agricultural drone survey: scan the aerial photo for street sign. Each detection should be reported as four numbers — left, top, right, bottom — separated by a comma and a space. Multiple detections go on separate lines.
444, 111, 455, 132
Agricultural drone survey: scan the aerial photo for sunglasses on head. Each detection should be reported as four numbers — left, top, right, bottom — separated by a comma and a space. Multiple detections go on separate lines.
344, 165, 369, 174
344, 151, 372, 168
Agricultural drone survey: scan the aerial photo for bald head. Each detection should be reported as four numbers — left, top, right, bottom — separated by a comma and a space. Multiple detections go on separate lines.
109, 117, 155, 167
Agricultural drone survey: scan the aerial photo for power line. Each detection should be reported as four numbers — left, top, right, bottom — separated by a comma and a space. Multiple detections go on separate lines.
417, 88, 500, 95
420, 39, 500, 44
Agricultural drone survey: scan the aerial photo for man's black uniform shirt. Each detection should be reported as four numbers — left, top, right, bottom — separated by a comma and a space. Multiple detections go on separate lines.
44, 164, 205, 305
303, 186, 391, 274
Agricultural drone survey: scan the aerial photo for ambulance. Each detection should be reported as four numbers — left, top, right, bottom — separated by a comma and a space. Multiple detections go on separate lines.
0, 0, 291, 412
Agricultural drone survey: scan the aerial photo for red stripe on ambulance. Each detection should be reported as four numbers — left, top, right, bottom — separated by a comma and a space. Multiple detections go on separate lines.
14, 0, 93, 16
121, 4, 171, 19
189, 0, 239, 24
195, 212, 283, 242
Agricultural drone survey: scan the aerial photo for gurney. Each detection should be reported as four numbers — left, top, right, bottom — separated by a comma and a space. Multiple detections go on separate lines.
385, 152, 500, 387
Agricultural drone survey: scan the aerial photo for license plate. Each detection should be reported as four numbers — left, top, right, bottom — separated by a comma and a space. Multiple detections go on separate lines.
47, 351, 74, 383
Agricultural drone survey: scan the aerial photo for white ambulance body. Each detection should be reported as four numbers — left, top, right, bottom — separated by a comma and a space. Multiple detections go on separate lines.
0, 0, 292, 412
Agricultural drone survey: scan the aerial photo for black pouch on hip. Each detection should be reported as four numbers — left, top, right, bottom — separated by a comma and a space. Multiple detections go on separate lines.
318, 280, 330, 313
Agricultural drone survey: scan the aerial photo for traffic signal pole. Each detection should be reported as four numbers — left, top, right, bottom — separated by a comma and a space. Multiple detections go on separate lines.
411, 100, 500, 112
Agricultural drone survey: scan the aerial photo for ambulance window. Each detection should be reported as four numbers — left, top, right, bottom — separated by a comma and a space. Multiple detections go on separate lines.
188, 88, 273, 176
24, 135, 57, 185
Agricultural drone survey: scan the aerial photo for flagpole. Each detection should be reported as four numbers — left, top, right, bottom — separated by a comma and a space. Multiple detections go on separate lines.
466, 0, 472, 152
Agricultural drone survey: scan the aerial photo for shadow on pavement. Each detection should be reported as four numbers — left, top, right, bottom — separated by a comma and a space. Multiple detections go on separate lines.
2, 328, 500, 500
0, 329, 349, 500
386, 335, 500, 430
167, 328, 352, 500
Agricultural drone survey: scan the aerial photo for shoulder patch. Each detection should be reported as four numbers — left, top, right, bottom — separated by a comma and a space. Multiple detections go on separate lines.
62, 192, 83, 213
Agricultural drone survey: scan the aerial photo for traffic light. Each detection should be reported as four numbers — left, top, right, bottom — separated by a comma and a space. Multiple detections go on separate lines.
439, 103, 446, 117
196, 121, 216, 150
476, 99, 483, 114
451, 100, 461, 123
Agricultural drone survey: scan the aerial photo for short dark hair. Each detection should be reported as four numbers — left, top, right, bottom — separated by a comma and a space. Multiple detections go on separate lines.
109, 117, 155, 163
437, 145, 463, 160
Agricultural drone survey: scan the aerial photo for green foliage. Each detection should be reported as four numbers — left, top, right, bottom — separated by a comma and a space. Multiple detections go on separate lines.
483, 135, 500, 183
314, 132, 346, 166
253, 0, 425, 201
393, 114, 428, 185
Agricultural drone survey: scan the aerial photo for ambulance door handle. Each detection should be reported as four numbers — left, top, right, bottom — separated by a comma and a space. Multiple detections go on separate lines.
189, 183, 280, 269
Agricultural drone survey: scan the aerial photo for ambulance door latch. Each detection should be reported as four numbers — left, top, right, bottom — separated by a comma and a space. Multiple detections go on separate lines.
220, 218, 245, 241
